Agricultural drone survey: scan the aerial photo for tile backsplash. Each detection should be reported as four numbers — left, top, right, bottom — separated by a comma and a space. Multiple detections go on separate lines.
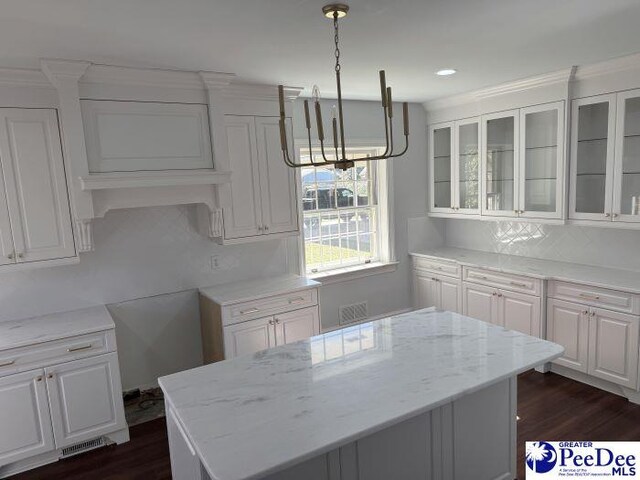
445, 219, 640, 271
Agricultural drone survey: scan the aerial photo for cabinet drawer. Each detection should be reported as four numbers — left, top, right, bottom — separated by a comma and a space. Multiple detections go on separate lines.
463, 267, 542, 296
0, 330, 116, 378
412, 256, 460, 278
225, 289, 318, 326
548, 281, 639, 315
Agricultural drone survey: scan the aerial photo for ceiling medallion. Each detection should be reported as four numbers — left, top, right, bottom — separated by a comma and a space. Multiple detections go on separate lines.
278, 3, 409, 170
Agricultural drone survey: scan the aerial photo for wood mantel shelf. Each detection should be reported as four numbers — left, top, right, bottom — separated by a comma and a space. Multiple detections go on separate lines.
79, 170, 232, 190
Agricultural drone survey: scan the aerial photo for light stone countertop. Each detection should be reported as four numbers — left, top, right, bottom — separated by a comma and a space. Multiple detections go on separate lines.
410, 247, 640, 294
199, 275, 321, 306
0, 306, 114, 351
159, 308, 563, 480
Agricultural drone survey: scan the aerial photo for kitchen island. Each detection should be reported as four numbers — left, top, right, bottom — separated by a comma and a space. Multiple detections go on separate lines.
159, 308, 563, 480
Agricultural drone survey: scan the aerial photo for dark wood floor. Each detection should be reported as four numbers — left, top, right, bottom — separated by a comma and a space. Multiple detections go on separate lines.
13, 371, 640, 480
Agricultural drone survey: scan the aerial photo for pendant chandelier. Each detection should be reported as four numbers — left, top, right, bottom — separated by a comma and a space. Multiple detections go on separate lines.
278, 3, 409, 171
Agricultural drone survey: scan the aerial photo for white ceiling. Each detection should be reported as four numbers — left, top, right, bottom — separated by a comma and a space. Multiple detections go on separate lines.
2, 0, 640, 102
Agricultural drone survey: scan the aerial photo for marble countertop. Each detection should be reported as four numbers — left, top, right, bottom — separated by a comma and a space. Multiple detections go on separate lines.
159, 308, 563, 480
199, 275, 321, 306
410, 247, 640, 294
0, 306, 114, 351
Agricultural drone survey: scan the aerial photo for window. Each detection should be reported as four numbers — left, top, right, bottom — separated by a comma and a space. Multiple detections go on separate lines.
299, 146, 392, 277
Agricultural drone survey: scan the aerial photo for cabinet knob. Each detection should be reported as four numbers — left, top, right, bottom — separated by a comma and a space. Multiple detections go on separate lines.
36, 376, 42, 382
264, 225, 269, 231
258, 226, 263, 231
497, 293, 503, 297
17, 253, 23, 259
583, 310, 589, 315
47, 373, 54, 379
519, 210, 525, 214
274, 318, 280, 324
7, 253, 13, 260
605, 213, 611, 218
613, 213, 619, 218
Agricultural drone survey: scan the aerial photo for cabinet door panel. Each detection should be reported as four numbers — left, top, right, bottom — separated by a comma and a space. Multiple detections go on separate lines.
0, 170, 13, 266
463, 283, 498, 325
547, 299, 589, 373
519, 102, 564, 219
482, 110, 519, 217
0, 109, 75, 262
614, 90, 640, 223
275, 306, 319, 346
224, 317, 275, 358
413, 272, 438, 310
429, 122, 454, 213
588, 309, 639, 388
255, 117, 298, 235
222, 116, 262, 239
455, 118, 480, 214
46, 353, 126, 448
569, 95, 616, 221
439, 277, 461, 313
0, 369, 54, 466
500, 290, 541, 337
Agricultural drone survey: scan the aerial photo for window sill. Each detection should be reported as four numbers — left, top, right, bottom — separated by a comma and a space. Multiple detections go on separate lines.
307, 261, 399, 286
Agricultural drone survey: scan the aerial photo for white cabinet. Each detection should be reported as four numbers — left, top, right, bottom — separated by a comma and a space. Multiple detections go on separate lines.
200, 277, 321, 362
429, 118, 481, 215
223, 317, 276, 358
0, 307, 128, 475
0, 108, 75, 267
413, 271, 461, 312
221, 115, 298, 241
46, 353, 126, 449
548, 288, 640, 391
613, 89, 640, 224
462, 268, 543, 337
0, 370, 54, 466
81, 100, 213, 172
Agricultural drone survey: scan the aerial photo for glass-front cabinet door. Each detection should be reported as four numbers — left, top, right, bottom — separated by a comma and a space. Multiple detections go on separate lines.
429, 122, 453, 213
570, 94, 616, 221
455, 118, 480, 214
519, 102, 564, 219
614, 89, 640, 223
482, 110, 519, 216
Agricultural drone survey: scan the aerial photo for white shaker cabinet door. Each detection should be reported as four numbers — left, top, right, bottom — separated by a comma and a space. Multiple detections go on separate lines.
0, 173, 14, 266
0, 109, 75, 263
439, 276, 461, 313
275, 306, 319, 346
0, 369, 54, 467
255, 117, 298, 235
223, 317, 276, 358
500, 290, 541, 337
222, 116, 263, 239
413, 271, 438, 310
46, 353, 127, 449
588, 308, 639, 389
463, 282, 498, 325
547, 299, 589, 373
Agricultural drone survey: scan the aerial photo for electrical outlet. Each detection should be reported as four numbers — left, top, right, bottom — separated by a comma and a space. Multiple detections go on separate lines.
210, 255, 221, 270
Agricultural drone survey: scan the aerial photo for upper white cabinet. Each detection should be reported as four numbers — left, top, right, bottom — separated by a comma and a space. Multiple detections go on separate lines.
81, 100, 213, 173
570, 89, 640, 226
430, 101, 565, 221
0, 108, 76, 268
429, 118, 480, 215
219, 115, 298, 242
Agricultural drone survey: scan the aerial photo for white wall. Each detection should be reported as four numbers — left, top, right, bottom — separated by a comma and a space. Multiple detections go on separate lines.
443, 218, 640, 271
292, 99, 435, 329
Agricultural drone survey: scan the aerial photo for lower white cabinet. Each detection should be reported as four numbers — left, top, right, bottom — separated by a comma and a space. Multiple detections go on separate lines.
200, 277, 321, 362
413, 271, 461, 313
46, 353, 126, 449
462, 282, 542, 337
0, 307, 128, 477
548, 298, 639, 389
0, 370, 54, 466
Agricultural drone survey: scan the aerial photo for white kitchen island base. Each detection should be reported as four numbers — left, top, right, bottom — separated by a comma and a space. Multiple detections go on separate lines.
166, 377, 517, 480
160, 308, 562, 480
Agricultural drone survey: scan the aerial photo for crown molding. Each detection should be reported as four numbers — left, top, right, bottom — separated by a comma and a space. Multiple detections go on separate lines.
0, 67, 51, 88
199, 71, 237, 90
574, 52, 640, 81
424, 67, 575, 111
221, 83, 303, 101
41, 59, 91, 86
81, 64, 220, 90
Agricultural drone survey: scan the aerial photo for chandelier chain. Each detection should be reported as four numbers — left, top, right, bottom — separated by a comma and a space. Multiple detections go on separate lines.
334, 14, 340, 73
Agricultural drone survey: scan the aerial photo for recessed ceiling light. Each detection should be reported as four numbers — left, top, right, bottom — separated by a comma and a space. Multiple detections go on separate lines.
436, 69, 457, 76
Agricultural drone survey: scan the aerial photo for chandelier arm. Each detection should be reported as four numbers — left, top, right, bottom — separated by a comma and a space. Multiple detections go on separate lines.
387, 135, 409, 158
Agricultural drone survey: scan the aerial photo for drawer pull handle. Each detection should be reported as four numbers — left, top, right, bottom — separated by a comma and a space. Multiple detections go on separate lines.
67, 344, 93, 353
240, 307, 260, 315
510, 281, 527, 288
471, 274, 488, 280
579, 293, 600, 301
288, 297, 306, 304
0, 360, 15, 367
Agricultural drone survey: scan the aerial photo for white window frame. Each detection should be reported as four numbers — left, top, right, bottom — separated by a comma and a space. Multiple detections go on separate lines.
295, 141, 397, 284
